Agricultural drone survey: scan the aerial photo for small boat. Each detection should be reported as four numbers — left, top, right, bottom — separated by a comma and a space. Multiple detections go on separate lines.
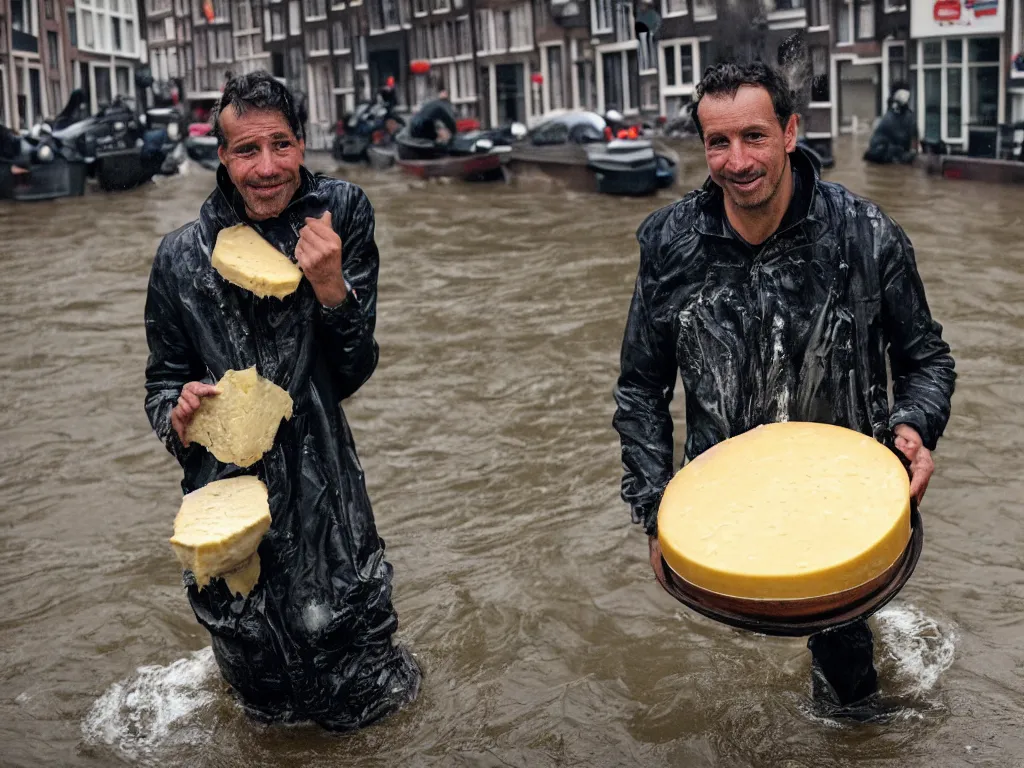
333, 101, 405, 163
505, 111, 678, 196
394, 130, 508, 181
0, 124, 88, 201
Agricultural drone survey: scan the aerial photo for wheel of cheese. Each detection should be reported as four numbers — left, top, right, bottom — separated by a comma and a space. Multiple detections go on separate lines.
657, 422, 911, 600
212, 224, 303, 299
170, 476, 272, 596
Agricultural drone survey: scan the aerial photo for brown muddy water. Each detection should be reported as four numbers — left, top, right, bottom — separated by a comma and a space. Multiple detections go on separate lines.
0, 137, 1022, 767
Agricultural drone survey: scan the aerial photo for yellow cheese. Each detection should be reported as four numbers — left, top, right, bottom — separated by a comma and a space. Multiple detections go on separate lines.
169, 476, 272, 597
211, 224, 303, 299
657, 422, 911, 600
186, 367, 293, 468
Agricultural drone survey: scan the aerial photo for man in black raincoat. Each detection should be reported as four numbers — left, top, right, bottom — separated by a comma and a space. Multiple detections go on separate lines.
864, 85, 919, 165
613, 62, 955, 715
144, 71, 420, 730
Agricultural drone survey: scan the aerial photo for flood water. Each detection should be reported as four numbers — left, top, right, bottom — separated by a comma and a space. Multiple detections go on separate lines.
1, 136, 1022, 767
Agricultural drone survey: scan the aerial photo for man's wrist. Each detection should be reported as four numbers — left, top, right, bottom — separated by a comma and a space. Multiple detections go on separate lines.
318, 279, 354, 310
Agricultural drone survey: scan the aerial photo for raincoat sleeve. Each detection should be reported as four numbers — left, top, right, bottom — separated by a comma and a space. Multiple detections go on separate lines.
613, 209, 679, 536
317, 187, 380, 400
143, 235, 206, 465
878, 216, 956, 450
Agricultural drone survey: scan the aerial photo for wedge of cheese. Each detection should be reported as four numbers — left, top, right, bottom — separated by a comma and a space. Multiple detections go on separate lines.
657, 422, 911, 600
170, 476, 272, 597
186, 367, 293, 468
212, 223, 303, 299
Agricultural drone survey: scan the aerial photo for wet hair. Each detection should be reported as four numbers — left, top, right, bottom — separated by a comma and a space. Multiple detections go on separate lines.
692, 61, 797, 141
212, 70, 304, 146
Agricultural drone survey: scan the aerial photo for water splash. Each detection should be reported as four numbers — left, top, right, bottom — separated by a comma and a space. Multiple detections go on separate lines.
874, 605, 957, 694
81, 647, 221, 760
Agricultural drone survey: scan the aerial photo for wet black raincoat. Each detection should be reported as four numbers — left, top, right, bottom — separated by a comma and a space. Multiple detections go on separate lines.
613, 148, 956, 538
144, 165, 420, 730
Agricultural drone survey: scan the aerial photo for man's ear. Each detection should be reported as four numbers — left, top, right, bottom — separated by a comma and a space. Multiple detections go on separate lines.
784, 113, 799, 153
217, 143, 227, 165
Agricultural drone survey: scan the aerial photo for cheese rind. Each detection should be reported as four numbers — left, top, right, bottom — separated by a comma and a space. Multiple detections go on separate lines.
186, 367, 293, 468
211, 224, 303, 299
169, 476, 272, 597
657, 422, 912, 600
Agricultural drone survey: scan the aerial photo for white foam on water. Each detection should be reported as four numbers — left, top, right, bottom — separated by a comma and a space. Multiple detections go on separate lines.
81, 647, 220, 760
875, 604, 957, 695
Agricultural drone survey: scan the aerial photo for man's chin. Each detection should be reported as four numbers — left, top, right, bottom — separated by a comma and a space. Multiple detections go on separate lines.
242, 191, 290, 220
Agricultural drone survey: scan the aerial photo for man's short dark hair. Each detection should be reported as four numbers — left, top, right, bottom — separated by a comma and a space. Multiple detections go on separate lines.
212, 70, 304, 146
692, 61, 797, 141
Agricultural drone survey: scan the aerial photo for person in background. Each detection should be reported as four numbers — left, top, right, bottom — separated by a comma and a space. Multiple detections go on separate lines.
143, 70, 420, 731
613, 61, 955, 719
864, 84, 919, 165
408, 83, 458, 144
378, 76, 399, 112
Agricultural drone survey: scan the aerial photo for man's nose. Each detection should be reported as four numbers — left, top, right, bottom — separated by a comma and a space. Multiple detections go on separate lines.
255, 147, 277, 176
725, 140, 753, 172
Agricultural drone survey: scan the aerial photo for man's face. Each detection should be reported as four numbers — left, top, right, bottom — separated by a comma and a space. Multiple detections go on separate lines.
217, 105, 305, 221
697, 85, 798, 211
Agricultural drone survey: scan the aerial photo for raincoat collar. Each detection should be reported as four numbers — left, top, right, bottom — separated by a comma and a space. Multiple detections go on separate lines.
693, 146, 828, 244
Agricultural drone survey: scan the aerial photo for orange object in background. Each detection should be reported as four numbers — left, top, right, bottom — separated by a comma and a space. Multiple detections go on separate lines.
456, 118, 481, 132
202, 0, 215, 22
409, 60, 431, 75
627, 126, 639, 139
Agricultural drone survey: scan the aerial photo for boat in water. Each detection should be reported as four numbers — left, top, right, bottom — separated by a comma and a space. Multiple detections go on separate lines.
333, 101, 405, 163
393, 128, 512, 182
503, 111, 677, 196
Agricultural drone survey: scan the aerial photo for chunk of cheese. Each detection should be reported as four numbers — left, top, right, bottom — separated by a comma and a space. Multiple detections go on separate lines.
169, 476, 272, 597
186, 367, 293, 468
657, 422, 912, 600
211, 224, 303, 299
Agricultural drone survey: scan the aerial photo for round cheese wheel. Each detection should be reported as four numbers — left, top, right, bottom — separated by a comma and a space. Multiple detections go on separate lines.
657, 422, 912, 600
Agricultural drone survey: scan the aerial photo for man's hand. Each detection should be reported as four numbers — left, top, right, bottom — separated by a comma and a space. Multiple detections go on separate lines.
295, 211, 347, 307
171, 381, 220, 447
893, 424, 934, 505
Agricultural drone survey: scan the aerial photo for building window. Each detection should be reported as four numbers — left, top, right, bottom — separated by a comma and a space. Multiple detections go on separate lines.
837, 0, 852, 43
888, 42, 906, 88
414, 0, 427, 13
433, 0, 450, 11
912, 36, 1000, 144
509, 3, 532, 49
813, 0, 828, 25
591, 0, 612, 33
306, 27, 329, 53
693, 0, 715, 19
613, 1, 633, 43
602, 48, 637, 112
355, 34, 367, 66
289, 0, 301, 34
304, 0, 326, 18
856, 0, 874, 39
45, 0, 55, 20
811, 44, 829, 101
332, 20, 349, 51
455, 15, 470, 56
547, 45, 564, 110
453, 59, 475, 99
662, 0, 685, 16
334, 57, 353, 88
47, 31, 60, 69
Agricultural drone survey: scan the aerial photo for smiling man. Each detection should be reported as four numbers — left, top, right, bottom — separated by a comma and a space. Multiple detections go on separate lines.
613, 62, 956, 716
144, 71, 420, 730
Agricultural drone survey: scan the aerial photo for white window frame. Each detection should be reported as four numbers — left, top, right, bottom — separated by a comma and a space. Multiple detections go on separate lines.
288, 0, 301, 35
74, 0, 141, 57
911, 36, 1005, 147
509, 3, 533, 52
305, 26, 329, 55
597, 43, 639, 115
538, 40, 564, 114
303, 0, 327, 20
658, 37, 699, 117
836, 0, 853, 45
856, 0, 874, 39
590, 0, 612, 34
661, 0, 686, 18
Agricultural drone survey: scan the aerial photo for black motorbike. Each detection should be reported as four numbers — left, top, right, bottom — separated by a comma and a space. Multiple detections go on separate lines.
333, 100, 406, 163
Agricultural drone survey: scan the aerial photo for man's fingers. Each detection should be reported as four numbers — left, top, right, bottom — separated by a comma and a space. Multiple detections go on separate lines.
910, 472, 929, 504
184, 381, 219, 398
180, 390, 202, 411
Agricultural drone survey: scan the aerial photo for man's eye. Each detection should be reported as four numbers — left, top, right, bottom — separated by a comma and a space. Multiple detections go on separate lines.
746, 133, 765, 141
236, 146, 257, 155
276, 141, 292, 150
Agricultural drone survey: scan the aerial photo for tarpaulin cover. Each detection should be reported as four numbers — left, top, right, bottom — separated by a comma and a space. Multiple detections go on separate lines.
144, 165, 420, 730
